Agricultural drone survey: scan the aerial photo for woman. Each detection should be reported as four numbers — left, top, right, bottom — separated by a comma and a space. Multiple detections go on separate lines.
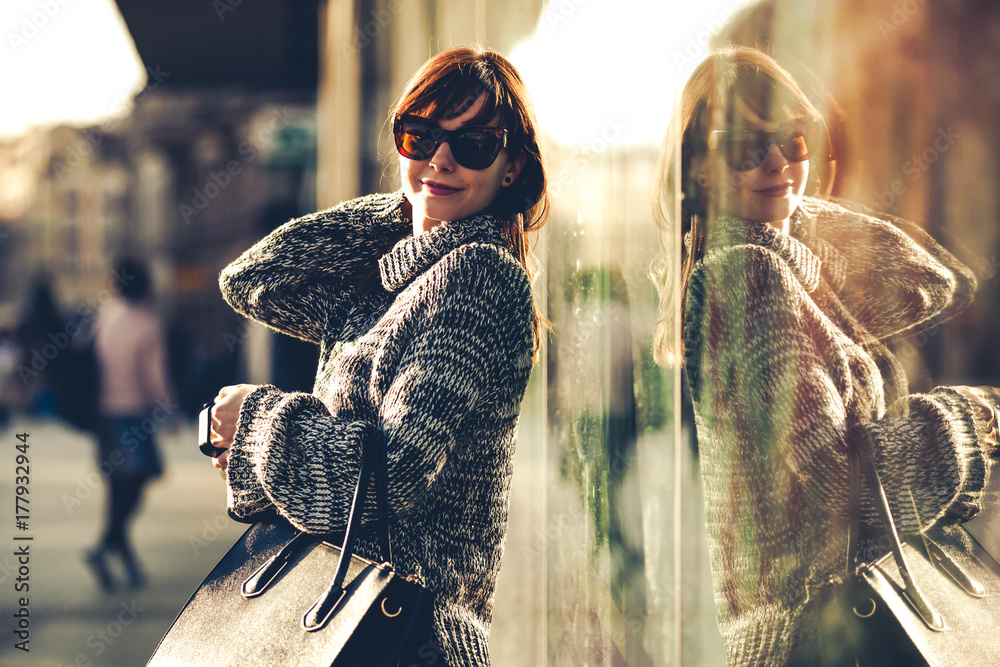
88, 257, 169, 591
653, 46, 999, 665
208, 45, 547, 666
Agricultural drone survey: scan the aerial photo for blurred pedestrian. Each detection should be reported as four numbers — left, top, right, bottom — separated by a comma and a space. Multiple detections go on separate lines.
0, 329, 18, 426
85, 257, 171, 591
15, 275, 64, 415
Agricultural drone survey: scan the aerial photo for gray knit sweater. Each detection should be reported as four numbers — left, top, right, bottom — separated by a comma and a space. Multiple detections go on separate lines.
684, 196, 997, 666
218, 191, 535, 666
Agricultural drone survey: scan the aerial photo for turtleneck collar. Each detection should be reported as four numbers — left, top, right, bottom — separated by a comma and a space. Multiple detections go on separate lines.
378, 208, 505, 292
708, 210, 825, 293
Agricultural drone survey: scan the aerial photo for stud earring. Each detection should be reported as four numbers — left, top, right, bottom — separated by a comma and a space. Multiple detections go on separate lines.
503, 176, 513, 185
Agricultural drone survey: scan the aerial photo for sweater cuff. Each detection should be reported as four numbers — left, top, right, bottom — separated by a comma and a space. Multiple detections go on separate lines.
434, 604, 492, 667
925, 387, 990, 524
225, 384, 285, 520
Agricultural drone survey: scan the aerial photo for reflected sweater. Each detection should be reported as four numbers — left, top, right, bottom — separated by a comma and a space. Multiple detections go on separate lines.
219, 191, 535, 667
684, 197, 997, 666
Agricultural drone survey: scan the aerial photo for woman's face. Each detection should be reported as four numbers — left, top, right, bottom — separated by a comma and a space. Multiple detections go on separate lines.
709, 104, 809, 228
399, 94, 520, 234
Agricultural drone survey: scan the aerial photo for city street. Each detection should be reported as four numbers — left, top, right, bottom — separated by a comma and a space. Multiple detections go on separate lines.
0, 416, 243, 666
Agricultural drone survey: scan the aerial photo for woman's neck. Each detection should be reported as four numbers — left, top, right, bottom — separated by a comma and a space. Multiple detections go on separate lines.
768, 217, 791, 236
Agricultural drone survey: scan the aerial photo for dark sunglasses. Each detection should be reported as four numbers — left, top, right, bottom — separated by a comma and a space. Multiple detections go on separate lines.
393, 114, 508, 170
708, 121, 826, 171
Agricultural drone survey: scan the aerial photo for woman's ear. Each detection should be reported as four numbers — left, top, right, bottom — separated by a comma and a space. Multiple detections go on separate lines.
502, 153, 527, 186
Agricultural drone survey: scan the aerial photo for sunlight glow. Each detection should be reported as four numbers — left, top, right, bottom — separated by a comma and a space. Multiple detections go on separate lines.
510, 0, 752, 148
0, 0, 146, 139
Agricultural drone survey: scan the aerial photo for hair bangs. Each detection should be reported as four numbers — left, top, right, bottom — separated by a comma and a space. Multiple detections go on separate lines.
399, 66, 515, 133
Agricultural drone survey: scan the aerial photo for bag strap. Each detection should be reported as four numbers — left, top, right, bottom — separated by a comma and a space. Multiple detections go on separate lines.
302, 427, 394, 631
845, 429, 945, 631
240, 427, 395, 609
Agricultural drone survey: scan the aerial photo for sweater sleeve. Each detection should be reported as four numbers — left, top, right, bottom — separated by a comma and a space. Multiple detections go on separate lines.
219, 201, 409, 343
816, 200, 977, 340
864, 385, 997, 531
224, 245, 534, 533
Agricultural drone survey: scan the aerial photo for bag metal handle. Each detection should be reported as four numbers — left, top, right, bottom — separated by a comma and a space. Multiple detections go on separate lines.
242, 532, 316, 598
237, 428, 396, 633
847, 429, 945, 632
303, 428, 391, 632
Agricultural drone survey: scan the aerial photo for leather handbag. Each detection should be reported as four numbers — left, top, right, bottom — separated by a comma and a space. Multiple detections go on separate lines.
148, 430, 435, 666
800, 430, 1000, 666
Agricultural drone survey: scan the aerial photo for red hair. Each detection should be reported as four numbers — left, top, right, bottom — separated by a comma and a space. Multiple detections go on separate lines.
390, 45, 549, 355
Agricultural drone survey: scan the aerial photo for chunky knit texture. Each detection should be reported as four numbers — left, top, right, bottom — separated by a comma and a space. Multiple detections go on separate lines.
219, 191, 535, 667
684, 196, 998, 666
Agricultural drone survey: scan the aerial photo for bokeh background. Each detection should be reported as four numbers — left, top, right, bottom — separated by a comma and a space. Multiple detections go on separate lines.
1, 0, 998, 664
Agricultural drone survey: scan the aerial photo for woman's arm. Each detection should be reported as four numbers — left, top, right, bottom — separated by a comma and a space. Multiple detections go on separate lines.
223, 245, 534, 533
812, 199, 977, 340
865, 385, 998, 531
220, 197, 409, 343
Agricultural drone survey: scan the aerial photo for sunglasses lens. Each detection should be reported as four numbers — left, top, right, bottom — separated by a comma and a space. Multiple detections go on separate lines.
720, 126, 815, 171
722, 133, 769, 171
779, 131, 811, 162
396, 120, 437, 160
450, 131, 501, 170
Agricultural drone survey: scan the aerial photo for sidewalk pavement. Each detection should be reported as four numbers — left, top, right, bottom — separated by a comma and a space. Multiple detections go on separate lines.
0, 416, 244, 667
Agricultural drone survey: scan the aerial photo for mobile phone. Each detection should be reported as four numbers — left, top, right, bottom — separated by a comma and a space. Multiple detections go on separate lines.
197, 401, 228, 458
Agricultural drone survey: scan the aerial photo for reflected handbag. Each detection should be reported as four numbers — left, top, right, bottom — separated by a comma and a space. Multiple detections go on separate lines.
802, 430, 1000, 666
148, 430, 435, 666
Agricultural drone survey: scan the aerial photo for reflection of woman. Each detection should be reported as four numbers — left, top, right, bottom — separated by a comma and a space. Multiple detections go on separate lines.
209, 46, 547, 666
654, 47, 1000, 665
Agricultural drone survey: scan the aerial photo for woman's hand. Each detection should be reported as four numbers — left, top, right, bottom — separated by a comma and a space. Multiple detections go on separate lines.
210, 384, 259, 470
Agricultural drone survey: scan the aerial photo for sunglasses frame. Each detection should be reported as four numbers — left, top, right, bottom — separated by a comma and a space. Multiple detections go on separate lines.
393, 114, 508, 170
708, 121, 826, 172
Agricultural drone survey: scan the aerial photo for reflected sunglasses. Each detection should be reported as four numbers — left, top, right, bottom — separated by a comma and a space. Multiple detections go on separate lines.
708, 121, 826, 171
393, 114, 508, 170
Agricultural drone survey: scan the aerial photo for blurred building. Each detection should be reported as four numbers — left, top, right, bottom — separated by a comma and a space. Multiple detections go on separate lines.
0, 90, 317, 414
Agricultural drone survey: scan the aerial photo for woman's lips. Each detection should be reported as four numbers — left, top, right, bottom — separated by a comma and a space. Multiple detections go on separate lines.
756, 183, 793, 197
423, 180, 461, 196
